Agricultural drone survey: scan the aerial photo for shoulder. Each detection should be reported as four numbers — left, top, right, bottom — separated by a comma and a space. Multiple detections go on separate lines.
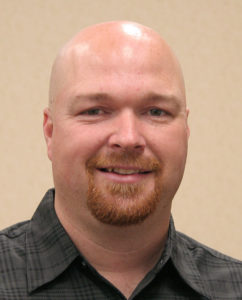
177, 230, 242, 265
0, 221, 29, 274
176, 231, 242, 299
0, 221, 30, 298
0, 220, 29, 245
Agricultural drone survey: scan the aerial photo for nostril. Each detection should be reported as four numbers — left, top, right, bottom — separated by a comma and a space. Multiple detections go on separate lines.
113, 143, 122, 148
134, 144, 143, 149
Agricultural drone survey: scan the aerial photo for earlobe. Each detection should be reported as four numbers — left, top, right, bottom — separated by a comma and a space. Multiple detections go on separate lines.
187, 125, 190, 139
43, 108, 53, 161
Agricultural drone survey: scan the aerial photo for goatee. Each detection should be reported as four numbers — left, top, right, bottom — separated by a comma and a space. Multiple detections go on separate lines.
86, 152, 163, 226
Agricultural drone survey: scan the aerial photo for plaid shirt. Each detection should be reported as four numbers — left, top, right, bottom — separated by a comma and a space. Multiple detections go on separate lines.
0, 189, 242, 299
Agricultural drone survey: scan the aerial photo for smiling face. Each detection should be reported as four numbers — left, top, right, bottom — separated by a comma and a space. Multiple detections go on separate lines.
44, 22, 189, 227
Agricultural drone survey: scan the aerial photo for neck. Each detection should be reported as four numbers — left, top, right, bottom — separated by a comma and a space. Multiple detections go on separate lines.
55, 197, 170, 255
55, 199, 170, 298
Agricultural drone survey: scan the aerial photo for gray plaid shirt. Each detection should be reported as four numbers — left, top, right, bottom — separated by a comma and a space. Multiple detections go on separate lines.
0, 189, 242, 299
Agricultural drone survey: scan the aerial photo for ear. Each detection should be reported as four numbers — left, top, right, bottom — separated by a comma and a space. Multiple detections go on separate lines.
186, 108, 190, 139
43, 107, 54, 161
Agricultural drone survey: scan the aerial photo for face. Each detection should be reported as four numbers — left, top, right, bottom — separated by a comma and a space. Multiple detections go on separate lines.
44, 26, 189, 227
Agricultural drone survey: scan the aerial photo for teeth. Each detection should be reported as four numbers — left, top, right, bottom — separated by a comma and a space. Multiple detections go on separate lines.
113, 168, 139, 175
108, 168, 140, 175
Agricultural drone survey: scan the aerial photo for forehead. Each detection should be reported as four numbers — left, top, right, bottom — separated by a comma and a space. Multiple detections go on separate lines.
51, 28, 185, 109
69, 34, 176, 74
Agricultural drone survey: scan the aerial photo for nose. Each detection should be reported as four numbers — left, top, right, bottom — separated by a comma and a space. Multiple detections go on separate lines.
108, 110, 146, 152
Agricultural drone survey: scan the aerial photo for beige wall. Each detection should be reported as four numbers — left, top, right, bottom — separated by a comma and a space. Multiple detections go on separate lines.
0, 0, 241, 259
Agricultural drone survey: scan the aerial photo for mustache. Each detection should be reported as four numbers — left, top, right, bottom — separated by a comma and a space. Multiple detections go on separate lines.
86, 152, 162, 172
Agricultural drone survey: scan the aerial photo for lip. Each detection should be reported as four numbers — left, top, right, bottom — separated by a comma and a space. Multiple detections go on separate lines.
96, 168, 152, 183
98, 165, 151, 172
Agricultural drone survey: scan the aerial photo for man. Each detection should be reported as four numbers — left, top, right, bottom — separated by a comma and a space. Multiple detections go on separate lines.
0, 21, 241, 300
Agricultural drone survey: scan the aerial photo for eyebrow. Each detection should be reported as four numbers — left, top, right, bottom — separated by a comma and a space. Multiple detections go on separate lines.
141, 92, 182, 110
68, 93, 111, 107
69, 91, 183, 110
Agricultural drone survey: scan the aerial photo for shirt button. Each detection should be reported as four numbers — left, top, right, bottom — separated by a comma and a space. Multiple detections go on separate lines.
81, 261, 87, 267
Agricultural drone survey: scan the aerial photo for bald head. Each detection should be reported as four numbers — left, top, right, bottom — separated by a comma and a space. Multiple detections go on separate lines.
48, 21, 185, 109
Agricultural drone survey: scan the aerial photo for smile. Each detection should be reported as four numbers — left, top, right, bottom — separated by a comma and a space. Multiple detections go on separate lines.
99, 168, 151, 175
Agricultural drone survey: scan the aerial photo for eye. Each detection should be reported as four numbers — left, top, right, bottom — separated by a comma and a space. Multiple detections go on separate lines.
149, 108, 167, 116
83, 108, 103, 115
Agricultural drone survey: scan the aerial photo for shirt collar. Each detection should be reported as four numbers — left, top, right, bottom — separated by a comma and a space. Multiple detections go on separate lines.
26, 189, 213, 298
26, 189, 80, 293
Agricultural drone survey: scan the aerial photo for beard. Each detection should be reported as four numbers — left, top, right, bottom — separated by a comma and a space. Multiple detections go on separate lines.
86, 152, 163, 226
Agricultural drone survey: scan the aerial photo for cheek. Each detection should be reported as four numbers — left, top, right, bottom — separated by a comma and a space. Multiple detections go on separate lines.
152, 127, 188, 198
149, 125, 188, 168
52, 124, 107, 166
